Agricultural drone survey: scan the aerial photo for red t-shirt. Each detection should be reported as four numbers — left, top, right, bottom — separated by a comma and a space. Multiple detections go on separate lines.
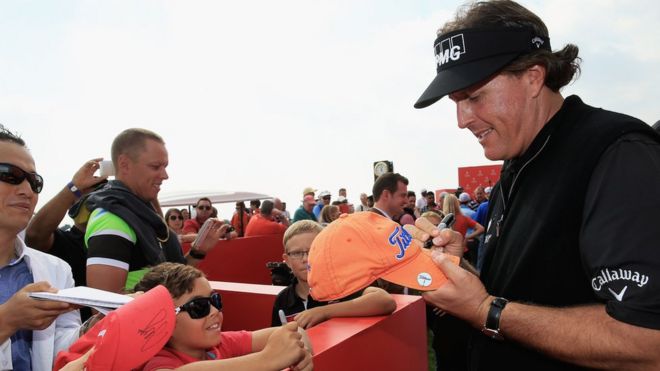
183, 218, 202, 234
452, 213, 477, 238
141, 331, 252, 371
244, 214, 287, 237
231, 211, 250, 237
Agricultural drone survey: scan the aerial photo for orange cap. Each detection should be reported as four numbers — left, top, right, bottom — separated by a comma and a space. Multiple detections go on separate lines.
308, 212, 459, 301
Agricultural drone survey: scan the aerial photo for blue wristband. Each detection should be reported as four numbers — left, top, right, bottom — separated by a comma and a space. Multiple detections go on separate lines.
67, 181, 82, 198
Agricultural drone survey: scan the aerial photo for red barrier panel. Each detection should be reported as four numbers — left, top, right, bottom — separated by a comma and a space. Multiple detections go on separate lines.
211, 281, 284, 331
196, 234, 285, 285
308, 295, 427, 371
210, 280, 428, 371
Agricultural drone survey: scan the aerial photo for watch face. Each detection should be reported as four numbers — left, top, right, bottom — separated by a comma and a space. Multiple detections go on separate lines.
481, 327, 504, 341
374, 162, 388, 176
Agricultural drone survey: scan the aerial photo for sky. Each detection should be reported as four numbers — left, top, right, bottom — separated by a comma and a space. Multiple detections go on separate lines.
3, 0, 659, 220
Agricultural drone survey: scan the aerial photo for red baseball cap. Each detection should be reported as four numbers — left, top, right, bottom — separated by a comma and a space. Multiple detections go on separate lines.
308, 212, 459, 301
54, 285, 175, 371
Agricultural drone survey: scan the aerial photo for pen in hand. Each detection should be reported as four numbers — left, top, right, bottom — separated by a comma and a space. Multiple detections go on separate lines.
424, 213, 455, 248
278, 309, 288, 325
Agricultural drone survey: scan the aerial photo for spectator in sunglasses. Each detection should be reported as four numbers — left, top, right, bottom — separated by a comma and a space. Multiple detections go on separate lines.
0, 125, 81, 370
165, 209, 195, 245
182, 197, 214, 235
183, 198, 237, 242
135, 262, 313, 371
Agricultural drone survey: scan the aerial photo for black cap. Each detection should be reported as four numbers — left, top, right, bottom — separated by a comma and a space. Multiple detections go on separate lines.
415, 27, 551, 109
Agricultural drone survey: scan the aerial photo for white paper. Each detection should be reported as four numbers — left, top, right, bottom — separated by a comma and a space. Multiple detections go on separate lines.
29, 286, 133, 310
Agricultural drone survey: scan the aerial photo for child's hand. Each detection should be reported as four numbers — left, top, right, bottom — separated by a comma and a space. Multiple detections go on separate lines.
290, 346, 314, 371
263, 321, 307, 369
294, 307, 329, 329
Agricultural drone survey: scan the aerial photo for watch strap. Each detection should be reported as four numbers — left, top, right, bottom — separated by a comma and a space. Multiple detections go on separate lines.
67, 181, 83, 198
484, 297, 508, 339
188, 249, 206, 260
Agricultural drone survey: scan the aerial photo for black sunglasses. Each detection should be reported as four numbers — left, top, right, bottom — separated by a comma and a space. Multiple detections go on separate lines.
168, 215, 183, 221
175, 292, 222, 319
0, 163, 43, 194
197, 205, 212, 211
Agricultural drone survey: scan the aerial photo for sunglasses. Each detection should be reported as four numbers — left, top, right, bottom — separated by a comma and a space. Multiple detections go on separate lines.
0, 163, 43, 194
168, 215, 183, 221
197, 205, 212, 211
175, 292, 223, 319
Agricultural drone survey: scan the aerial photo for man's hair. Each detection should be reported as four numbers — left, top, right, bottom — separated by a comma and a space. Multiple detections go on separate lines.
133, 262, 204, 299
260, 200, 274, 215
283, 220, 323, 249
373, 173, 409, 201
407, 191, 416, 198
0, 125, 26, 146
440, 0, 580, 91
111, 128, 164, 165
250, 199, 261, 208
196, 197, 212, 207
319, 205, 340, 224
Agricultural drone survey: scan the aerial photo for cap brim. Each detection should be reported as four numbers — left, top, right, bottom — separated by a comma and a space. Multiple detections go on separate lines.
414, 53, 519, 109
381, 247, 459, 291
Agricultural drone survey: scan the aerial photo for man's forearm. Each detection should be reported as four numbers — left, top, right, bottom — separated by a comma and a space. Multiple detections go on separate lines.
25, 186, 76, 250
499, 302, 660, 369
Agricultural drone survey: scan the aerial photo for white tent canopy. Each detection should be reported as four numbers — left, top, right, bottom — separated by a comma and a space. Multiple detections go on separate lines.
159, 190, 272, 207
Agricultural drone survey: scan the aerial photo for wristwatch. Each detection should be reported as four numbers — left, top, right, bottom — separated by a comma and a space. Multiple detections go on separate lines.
67, 181, 82, 198
481, 297, 508, 341
188, 249, 206, 260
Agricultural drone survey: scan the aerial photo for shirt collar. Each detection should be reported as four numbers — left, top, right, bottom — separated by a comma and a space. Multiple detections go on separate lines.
372, 206, 392, 219
6, 237, 27, 267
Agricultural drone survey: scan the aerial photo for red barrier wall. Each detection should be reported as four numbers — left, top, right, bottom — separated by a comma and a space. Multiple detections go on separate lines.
211, 281, 284, 331
308, 295, 427, 371
196, 234, 285, 285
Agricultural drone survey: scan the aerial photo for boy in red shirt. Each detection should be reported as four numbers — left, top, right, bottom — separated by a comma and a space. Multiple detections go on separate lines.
136, 263, 312, 371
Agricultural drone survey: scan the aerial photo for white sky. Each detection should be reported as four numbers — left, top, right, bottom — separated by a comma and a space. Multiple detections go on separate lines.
3, 0, 659, 220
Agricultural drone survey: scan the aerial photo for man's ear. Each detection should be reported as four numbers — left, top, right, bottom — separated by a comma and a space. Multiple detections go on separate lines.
526, 64, 547, 98
283, 253, 291, 269
116, 153, 132, 175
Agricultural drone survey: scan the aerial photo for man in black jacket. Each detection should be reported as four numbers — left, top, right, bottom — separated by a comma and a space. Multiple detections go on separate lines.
414, 1, 660, 369
84, 128, 228, 293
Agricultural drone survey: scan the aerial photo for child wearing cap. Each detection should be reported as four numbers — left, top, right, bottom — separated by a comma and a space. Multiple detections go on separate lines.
135, 263, 312, 371
271, 220, 396, 328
